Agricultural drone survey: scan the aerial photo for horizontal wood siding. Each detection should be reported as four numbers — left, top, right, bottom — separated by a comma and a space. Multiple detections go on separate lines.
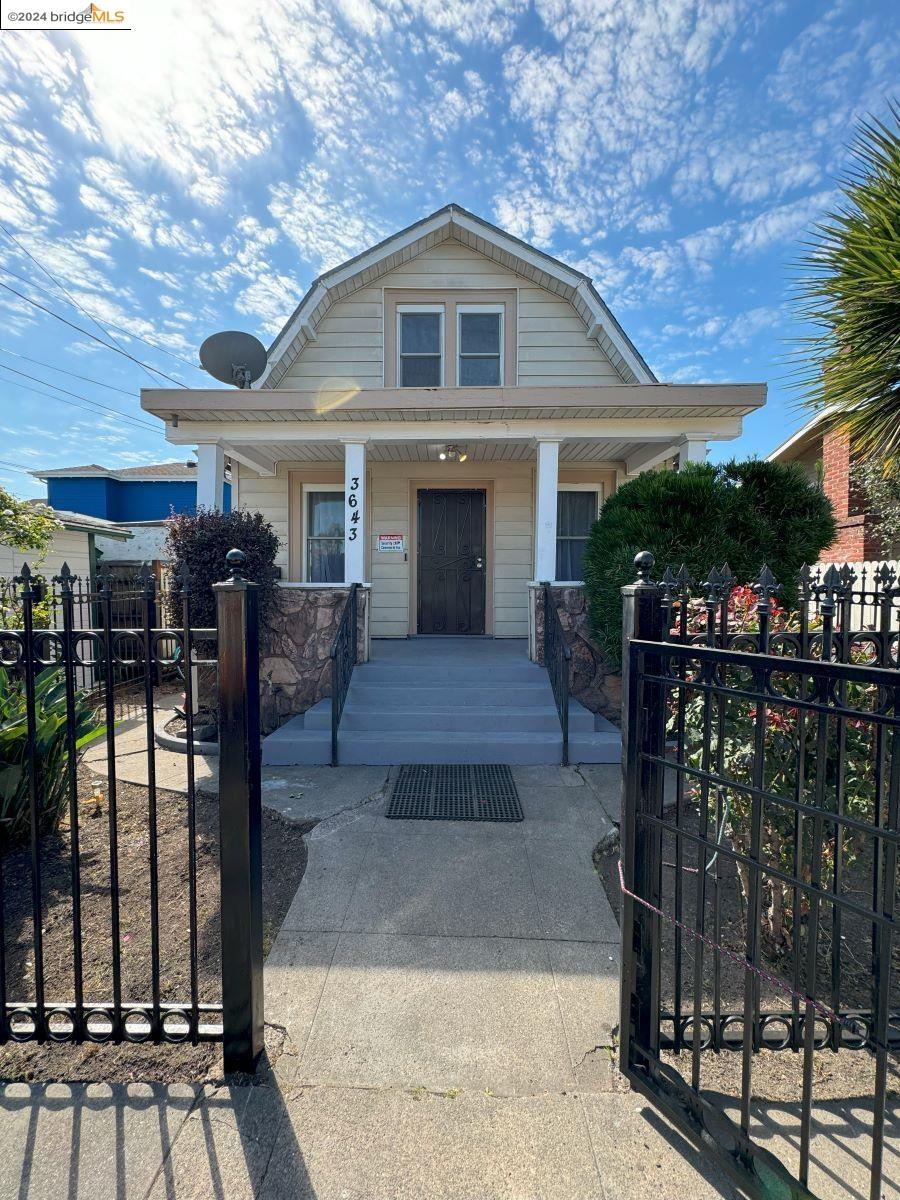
278, 240, 623, 391
233, 462, 291, 572
0, 528, 92, 584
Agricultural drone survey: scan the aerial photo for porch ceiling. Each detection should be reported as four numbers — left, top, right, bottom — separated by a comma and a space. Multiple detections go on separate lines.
221, 438, 660, 464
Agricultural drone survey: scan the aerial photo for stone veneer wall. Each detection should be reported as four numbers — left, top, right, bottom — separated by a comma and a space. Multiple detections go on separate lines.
259, 586, 369, 734
529, 584, 621, 721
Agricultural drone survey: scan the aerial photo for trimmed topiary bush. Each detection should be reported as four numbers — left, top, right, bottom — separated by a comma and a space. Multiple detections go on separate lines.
583, 460, 836, 668
163, 507, 281, 629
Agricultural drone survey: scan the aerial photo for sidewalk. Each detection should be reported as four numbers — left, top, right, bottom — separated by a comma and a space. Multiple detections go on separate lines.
2, 764, 740, 1199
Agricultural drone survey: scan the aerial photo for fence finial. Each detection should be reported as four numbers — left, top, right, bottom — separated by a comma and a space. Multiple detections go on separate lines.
15, 562, 31, 588
226, 548, 246, 581
54, 562, 74, 591
138, 561, 156, 595
177, 560, 191, 595
634, 551, 654, 583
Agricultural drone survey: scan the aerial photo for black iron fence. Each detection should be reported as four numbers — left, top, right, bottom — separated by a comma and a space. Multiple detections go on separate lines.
0, 550, 263, 1072
620, 552, 899, 1200
541, 581, 571, 766
330, 582, 358, 767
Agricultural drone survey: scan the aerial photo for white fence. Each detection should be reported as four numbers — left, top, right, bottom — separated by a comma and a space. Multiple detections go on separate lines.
817, 559, 899, 632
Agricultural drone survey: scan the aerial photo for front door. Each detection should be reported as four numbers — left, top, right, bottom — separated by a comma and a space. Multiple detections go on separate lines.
417, 489, 486, 634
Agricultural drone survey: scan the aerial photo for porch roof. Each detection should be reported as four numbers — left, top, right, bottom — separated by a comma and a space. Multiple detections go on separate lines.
141, 382, 765, 425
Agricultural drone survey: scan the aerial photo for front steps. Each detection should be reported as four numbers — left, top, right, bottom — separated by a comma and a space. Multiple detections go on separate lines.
262, 638, 621, 767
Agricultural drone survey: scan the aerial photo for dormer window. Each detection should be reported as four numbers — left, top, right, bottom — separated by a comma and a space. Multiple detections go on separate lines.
458, 306, 503, 386
398, 306, 444, 387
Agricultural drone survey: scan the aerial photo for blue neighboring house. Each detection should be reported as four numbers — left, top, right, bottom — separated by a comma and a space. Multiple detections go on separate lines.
32, 460, 231, 562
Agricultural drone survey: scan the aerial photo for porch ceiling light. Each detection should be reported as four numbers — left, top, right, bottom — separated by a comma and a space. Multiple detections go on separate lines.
440, 444, 468, 463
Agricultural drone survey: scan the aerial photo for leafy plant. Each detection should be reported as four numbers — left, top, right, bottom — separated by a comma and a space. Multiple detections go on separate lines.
852, 455, 900, 556
583, 460, 835, 667
0, 666, 106, 848
0, 486, 60, 555
794, 103, 900, 464
674, 586, 877, 954
162, 507, 281, 629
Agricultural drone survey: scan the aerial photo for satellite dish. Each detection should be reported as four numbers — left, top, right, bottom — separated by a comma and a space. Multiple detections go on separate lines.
199, 331, 267, 389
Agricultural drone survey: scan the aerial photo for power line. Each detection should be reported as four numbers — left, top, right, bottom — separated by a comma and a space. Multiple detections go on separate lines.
0, 346, 137, 397
0, 457, 36, 477
0, 367, 166, 433
0, 262, 207, 376
0, 279, 188, 388
0, 221, 165, 388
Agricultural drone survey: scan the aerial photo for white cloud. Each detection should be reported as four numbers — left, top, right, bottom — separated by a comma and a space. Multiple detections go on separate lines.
732, 190, 834, 256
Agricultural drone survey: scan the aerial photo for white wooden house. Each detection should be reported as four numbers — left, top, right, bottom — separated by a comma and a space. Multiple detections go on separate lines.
142, 205, 765, 763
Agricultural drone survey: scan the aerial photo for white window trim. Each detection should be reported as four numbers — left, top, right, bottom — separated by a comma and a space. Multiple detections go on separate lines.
397, 304, 445, 388
556, 484, 604, 584
302, 483, 345, 583
457, 303, 504, 387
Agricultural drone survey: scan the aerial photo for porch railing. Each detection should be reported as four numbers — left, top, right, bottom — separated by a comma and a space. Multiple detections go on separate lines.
329, 583, 359, 767
542, 582, 570, 766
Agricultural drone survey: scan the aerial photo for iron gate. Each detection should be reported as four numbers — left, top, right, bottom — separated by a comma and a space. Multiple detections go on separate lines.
0, 549, 263, 1072
620, 552, 899, 1200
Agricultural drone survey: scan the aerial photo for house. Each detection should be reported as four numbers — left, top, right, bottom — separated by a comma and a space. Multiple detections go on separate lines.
31, 460, 232, 563
140, 203, 765, 763
0, 507, 132, 593
767, 414, 897, 561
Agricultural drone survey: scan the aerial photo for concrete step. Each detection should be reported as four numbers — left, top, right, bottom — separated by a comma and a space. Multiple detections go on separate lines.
303, 703, 596, 734
348, 682, 552, 707
357, 663, 546, 684
262, 707, 622, 766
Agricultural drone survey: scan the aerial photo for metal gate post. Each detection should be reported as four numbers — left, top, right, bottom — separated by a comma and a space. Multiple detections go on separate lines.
619, 551, 665, 1076
215, 550, 264, 1073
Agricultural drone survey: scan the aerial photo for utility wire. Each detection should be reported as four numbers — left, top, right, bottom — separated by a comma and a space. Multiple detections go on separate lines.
0, 346, 137, 397
0, 279, 188, 388
0, 367, 165, 433
0, 262, 207, 376
0, 457, 37, 478
0, 221, 165, 388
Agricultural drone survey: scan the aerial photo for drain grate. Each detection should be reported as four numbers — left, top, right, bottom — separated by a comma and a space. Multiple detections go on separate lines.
385, 764, 522, 822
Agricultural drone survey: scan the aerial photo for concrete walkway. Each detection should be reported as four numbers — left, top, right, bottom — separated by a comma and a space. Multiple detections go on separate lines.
3, 764, 741, 1199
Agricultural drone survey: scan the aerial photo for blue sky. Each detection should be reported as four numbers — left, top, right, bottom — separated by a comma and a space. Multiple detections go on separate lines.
0, 0, 897, 498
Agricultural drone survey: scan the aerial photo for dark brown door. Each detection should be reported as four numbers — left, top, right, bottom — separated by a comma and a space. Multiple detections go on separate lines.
417, 489, 486, 635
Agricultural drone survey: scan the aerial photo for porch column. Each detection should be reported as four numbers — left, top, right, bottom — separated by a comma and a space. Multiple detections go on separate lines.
196, 442, 225, 510
535, 439, 561, 582
678, 439, 707, 468
342, 438, 367, 583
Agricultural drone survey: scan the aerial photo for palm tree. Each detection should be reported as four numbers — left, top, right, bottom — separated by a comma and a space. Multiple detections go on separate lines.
795, 103, 900, 463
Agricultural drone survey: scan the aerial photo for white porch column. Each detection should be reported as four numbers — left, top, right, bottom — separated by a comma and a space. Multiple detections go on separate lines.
195, 442, 225, 510
342, 438, 367, 583
678, 439, 707, 468
534, 439, 561, 582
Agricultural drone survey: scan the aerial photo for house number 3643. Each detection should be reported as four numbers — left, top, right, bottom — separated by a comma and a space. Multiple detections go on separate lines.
347, 476, 360, 541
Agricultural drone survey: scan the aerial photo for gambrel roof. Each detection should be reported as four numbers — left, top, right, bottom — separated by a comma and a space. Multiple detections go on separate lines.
259, 203, 655, 389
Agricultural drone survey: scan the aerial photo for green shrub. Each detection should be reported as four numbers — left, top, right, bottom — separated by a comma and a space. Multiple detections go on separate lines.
163, 507, 282, 629
0, 666, 106, 848
583, 460, 836, 667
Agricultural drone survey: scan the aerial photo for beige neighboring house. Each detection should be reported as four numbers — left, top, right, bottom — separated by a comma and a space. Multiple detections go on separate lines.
140, 204, 766, 759
0, 508, 132, 587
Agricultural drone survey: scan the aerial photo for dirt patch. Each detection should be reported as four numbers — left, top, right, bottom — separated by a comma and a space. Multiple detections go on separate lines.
595, 809, 900, 1105
0, 769, 312, 1085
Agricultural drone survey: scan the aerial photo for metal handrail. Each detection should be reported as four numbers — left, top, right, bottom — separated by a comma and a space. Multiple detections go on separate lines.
541, 582, 571, 765
329, 583, 359, 766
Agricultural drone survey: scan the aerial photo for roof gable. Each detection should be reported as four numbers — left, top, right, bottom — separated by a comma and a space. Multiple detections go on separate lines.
260, 204, 654, 388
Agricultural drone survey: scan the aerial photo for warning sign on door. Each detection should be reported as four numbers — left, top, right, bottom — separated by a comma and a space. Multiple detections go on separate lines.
377, 534, 404, 552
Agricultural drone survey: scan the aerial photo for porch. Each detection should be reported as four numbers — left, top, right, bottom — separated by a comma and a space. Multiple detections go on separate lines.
262, 635, 620, 765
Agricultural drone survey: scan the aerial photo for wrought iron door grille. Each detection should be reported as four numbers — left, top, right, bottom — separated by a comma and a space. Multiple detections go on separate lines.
386, 764, 522, 822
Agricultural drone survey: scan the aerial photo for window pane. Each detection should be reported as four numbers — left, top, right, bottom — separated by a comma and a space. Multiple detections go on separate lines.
557, 491, 597, 537
556, 538, 587, 580
308, 539, 344, 583
308, 492, 344, 538
460, 312, 500, 354
400, 311, 440, 354
459, 355, 501, 386
400, 355, 441, 386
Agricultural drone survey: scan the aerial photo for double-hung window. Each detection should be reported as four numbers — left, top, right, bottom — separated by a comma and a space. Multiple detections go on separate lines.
305, 486, 345, 582
556, 487, 601, 581
457, 305, 503, 386
397, 305, 443, 387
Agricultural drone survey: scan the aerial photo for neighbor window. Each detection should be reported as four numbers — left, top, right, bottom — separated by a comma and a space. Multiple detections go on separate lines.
458, 306, 503, 386
556, 489, 600, 581
398, 306, 443, 387
306, 488, 344, 582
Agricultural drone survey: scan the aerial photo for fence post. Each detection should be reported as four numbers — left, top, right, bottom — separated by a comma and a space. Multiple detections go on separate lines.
214, 549, 264, 1074
619, 551, 665, 1075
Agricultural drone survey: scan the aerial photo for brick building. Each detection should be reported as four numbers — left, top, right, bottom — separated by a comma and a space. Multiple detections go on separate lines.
768, 414, 894, 560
